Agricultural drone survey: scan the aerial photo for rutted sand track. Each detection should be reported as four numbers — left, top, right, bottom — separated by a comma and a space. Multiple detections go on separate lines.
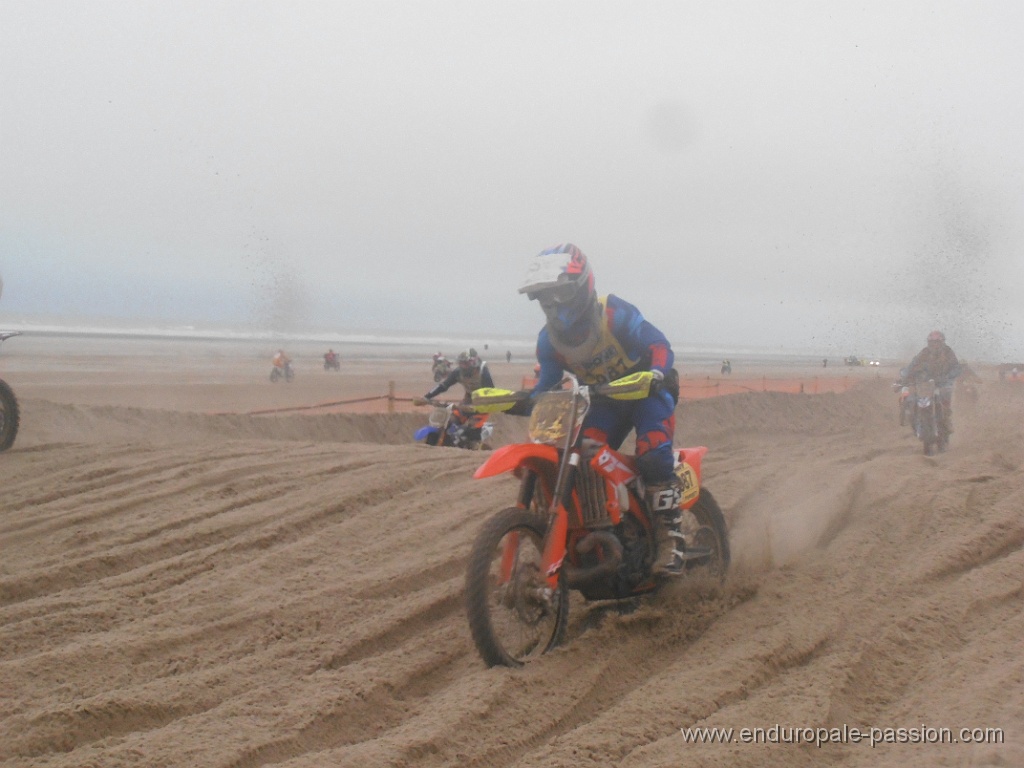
1, 380, 1023, 767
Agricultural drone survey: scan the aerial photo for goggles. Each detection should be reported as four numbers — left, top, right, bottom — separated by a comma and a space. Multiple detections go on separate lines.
528, 281, 580, 306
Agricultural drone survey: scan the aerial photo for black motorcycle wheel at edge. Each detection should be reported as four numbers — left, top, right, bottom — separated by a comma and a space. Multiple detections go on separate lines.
465, 507, 569, 668
0, 378, 20, 452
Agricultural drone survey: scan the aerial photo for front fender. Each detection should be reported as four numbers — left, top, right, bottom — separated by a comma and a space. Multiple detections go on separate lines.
414, 426, 440, 442
474, 443, 559, 479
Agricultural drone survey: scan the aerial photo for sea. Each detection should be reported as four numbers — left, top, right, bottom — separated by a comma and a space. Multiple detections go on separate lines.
0, 318, 854, 371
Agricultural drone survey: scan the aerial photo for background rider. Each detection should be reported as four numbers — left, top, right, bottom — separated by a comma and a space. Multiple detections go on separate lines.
903, 330, 962, 435
423, 349, 494, 404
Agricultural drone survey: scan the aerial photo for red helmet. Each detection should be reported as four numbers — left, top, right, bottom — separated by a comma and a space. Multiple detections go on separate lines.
927, 330, 945, 343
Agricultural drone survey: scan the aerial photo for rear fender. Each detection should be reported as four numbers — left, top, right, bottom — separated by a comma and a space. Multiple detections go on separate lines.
474, 443, 559, 479
676, 446, 708, 510
677, 446, 708, 481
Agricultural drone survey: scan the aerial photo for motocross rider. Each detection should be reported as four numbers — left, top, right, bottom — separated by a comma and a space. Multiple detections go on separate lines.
519, 243, 686, 574
902, 330, 962, 437
423, 349, 495, 404
272, 349, 291, 369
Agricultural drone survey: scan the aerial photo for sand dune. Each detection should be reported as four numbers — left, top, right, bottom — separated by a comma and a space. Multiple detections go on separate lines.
1, 359, 1022, 767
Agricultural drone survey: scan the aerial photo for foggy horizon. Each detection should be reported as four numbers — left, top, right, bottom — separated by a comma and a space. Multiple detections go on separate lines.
2, 1, 1023, 364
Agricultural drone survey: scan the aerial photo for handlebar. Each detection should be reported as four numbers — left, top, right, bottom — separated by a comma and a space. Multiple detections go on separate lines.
469, 371, 660, 414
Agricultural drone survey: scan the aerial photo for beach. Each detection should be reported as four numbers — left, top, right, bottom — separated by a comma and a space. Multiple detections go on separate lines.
1, 336, 1022, 767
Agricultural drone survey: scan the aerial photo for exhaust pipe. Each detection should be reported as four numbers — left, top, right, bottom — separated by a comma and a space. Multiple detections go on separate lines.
563, 530, 623, 589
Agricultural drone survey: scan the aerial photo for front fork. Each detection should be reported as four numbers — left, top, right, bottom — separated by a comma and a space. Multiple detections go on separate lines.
500, 456, 580, 590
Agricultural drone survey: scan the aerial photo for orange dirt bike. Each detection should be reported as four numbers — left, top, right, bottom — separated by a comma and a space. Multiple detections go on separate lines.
464, 372, 730, 667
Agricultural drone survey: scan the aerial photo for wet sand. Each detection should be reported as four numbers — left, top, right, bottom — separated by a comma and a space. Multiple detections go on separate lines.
1, 343, 1021, 767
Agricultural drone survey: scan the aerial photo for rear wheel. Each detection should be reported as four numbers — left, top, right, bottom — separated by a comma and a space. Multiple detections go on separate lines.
682, 488, 730, 581
0, 378, 19, 452
465, 507, 568, 667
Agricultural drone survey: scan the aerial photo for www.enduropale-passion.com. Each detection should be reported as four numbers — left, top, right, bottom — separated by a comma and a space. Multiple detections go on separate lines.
679, 724, 1005, 748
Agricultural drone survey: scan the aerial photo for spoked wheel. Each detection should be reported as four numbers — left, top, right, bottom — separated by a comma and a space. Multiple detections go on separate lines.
465, 507, 568, 667
0, 378, 19, 452
681, 488, 730, 582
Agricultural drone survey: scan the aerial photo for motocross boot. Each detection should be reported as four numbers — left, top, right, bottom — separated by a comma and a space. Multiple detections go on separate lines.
645, 478, 686, 576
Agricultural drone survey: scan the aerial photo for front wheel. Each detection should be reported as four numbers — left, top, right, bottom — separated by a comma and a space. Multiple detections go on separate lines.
918, 406, 938, 455
465, 507, 568, 667
0, 378, 19, 452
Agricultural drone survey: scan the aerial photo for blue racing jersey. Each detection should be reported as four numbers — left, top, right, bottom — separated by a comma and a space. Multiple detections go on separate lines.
534, 294, 674, 390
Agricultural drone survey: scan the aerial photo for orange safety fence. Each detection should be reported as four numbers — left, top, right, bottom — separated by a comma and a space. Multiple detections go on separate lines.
677, 376, 857, 399
520, 375, 858, 399
238, 375, 862, 416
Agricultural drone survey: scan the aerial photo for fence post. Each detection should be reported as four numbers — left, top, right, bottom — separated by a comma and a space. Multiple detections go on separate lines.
388, 380, 395, 413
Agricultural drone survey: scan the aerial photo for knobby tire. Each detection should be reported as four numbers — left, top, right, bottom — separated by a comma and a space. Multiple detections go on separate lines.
0, 378, 19, 452
687, 488, 731, 580
465, 507, 568, 667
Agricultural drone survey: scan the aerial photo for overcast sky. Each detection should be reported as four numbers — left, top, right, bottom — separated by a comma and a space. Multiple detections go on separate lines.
2, 1, 1023, 360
